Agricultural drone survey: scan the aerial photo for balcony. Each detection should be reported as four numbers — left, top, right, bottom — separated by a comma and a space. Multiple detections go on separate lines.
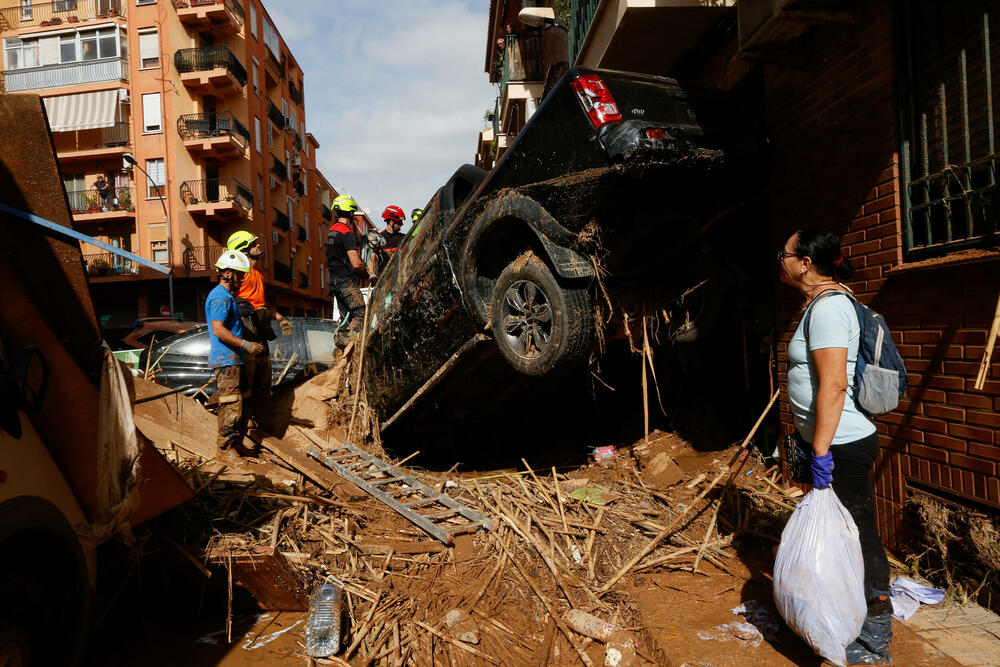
265, 97, 284, 130
295, 224, 306, 242
286, 125, 302, 150
180, 177, 253, 220
272, 207, 289, 230
0, 0, 124, 34
269, 154, 287, 182
182, 244, 226, 273
263, 49, 283, 87
500, 34, 544, 89
67, 185, 135, 225
174, 46, 246, 97
273, 260, 292, 284
297, 270, 309, 288
177, 111, 250, 159
289, 80, 302, 106
0, 56, 128, 93
83, 251, 139, 279
171, 0, 245, 38
321, 204, 332, 222
52, 121, 129, 160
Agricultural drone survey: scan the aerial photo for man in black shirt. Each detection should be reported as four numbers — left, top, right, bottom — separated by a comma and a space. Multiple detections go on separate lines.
326, 195, 369, 346
376, 205, 406, 272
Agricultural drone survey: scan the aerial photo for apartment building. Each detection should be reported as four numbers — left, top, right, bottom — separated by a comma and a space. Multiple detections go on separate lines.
0, 0, 340, 328
479, 0, 568, 170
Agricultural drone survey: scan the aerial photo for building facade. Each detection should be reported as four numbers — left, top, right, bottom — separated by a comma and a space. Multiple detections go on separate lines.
570, 0, 1000, 604
0, 0, 340, 330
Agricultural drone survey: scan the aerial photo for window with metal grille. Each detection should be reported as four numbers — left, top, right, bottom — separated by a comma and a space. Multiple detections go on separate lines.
899, 1, 1000, 255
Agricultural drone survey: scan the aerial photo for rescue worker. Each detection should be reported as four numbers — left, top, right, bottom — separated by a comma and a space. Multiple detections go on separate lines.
375, 205, 406, 271
206, 250, 263, 462
225, 231, 293, 439
327, 195, 369, 346
411, 207, 424, 223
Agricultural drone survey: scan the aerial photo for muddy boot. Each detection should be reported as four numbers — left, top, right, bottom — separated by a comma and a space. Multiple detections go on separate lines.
216, 446, 247, 468
846, 589, 892, 665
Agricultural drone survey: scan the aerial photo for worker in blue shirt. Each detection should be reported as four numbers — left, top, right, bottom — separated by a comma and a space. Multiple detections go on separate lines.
206, 250, 264, 461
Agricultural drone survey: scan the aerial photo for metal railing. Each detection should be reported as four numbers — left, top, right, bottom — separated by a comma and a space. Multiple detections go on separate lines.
83, 251, 137, 277
899, 2, 1000, 254
174, 45, 247, 87
170, 0, 245, 26
179, 177, 253, 210
51, 121, 129, 153
264, 49, 284, 84
266, 98, 284, 129
569, 0, 600, 65
182, 244, 226, 271
273, 207, 290, 230
177, 111, 250, 149
66, 185, 134, 214
501, 33, 544, 89
286, 125, 302, 150
293, 179, 305, 197
270, 154, 287, 181
0, 0, 124, 32
273, 260, 292, 283
296, 224, 307, 242
289, 80, 302, 106
321, 203, 332, 222
0, 56, 128, 92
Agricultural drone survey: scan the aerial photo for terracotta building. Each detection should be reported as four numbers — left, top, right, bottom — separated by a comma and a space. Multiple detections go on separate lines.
570, 0, 998, 603
0, 0, 341, 330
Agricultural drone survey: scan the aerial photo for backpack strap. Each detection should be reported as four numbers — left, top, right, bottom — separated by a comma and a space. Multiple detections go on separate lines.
801, 289, 850, 344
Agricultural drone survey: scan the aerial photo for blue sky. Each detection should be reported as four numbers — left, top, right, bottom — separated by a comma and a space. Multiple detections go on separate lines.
267, 0, 497, 229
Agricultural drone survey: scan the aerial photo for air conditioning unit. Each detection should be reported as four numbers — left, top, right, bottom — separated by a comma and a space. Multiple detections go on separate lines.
272, 231, 279, 244
270, 176, 279, 190
291, 153, 302, 167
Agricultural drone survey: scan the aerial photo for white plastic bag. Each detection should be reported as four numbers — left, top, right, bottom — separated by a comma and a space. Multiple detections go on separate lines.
773, 487, 866, 666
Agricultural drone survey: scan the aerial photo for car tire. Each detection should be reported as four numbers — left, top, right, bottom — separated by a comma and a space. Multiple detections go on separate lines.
491, 253, 593, 376
670, 278, 722, 344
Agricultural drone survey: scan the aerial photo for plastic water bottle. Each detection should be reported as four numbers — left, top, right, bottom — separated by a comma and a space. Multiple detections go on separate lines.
305, 583, 342, 657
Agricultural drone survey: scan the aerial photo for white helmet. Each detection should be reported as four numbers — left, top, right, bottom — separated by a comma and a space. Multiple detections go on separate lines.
215, 250, 251, 273
366, 231, 387, 249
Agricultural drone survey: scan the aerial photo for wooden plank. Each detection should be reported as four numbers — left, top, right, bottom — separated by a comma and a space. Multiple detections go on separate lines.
261, 433, 366, 502
205, 545, 308, 611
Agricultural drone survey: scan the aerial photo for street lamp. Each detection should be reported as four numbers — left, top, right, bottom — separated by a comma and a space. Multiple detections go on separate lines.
124, 152, 174, 318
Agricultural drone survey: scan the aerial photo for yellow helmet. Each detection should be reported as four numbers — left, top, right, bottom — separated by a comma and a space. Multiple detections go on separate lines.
332, 195, 359, 214
226, 230, 258, 252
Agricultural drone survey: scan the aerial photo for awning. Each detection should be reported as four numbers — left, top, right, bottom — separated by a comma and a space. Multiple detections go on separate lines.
43, 89, 119, 132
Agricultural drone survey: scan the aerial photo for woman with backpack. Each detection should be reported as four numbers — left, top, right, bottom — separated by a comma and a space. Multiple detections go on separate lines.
779, 228, 892, 664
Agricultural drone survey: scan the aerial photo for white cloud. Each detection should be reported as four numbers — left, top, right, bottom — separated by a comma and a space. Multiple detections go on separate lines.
267, 0, 497, 227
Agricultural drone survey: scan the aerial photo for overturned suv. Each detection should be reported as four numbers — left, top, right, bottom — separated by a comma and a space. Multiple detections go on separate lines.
364, 67, 759, 433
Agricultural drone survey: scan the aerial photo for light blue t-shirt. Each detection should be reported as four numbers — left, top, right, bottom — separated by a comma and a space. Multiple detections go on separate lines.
205, 284, 244, 368
787, 292, 876, 445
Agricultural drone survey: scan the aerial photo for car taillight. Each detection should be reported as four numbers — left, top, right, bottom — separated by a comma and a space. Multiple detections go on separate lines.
645, 128, 666, 140
571, 74, 622, 129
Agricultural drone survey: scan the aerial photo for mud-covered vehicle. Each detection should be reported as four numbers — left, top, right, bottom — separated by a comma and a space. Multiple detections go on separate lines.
364, 67, 758, 431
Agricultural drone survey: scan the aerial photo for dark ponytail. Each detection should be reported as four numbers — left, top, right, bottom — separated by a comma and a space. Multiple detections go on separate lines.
794, 228, 855, 281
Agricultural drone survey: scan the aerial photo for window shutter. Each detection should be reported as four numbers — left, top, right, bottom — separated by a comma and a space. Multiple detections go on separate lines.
139, 30, 159, 67
142, 93, 161, 132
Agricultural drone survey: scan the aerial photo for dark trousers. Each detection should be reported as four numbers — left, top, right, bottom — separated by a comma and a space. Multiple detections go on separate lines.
329, 276, 365, 344
830, 431, 892, 614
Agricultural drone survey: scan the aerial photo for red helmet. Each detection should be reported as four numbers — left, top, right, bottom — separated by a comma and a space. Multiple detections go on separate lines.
382, 205, 405, 223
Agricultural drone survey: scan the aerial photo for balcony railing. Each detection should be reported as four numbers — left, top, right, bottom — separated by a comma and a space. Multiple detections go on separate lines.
270, 154, 287, 181
52, 121, 129, 153
265, 98, 284, 130
273, 207, 290, 230
180, 177, 252, 210
264, 49, 284, 84
66, 185, 134, 214
174, 45, 247, 87
296, 224, 307, 242
500, 33, 544, 89
176, 111, 250, 148
170, 0, 245, 25
273, 260, 292, 283
286, 125, 302, 150
0, 56, 128, 93
293, 179, 305, 197
321, 204, 332, 222
289, 80, 302, 106
83, 251, 137, 277
182, 244, 226, 272
569, 0, 601, 65
0, 0, 124, 32
298, 270, 309, 288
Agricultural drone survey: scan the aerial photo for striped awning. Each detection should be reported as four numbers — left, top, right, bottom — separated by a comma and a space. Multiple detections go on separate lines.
43, 89, 119, 132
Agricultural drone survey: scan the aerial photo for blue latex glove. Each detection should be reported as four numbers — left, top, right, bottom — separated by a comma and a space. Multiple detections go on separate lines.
811, 452, 834, 489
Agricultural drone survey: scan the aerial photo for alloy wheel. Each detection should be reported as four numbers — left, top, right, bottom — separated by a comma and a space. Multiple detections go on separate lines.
500, 280, 553, 358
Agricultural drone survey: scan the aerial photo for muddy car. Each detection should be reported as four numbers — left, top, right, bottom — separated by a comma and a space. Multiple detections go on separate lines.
145, 317, 338, 396
364, 67, 759, 431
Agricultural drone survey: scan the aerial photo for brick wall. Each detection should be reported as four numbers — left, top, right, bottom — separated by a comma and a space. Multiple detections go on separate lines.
757, 0, 999, 556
